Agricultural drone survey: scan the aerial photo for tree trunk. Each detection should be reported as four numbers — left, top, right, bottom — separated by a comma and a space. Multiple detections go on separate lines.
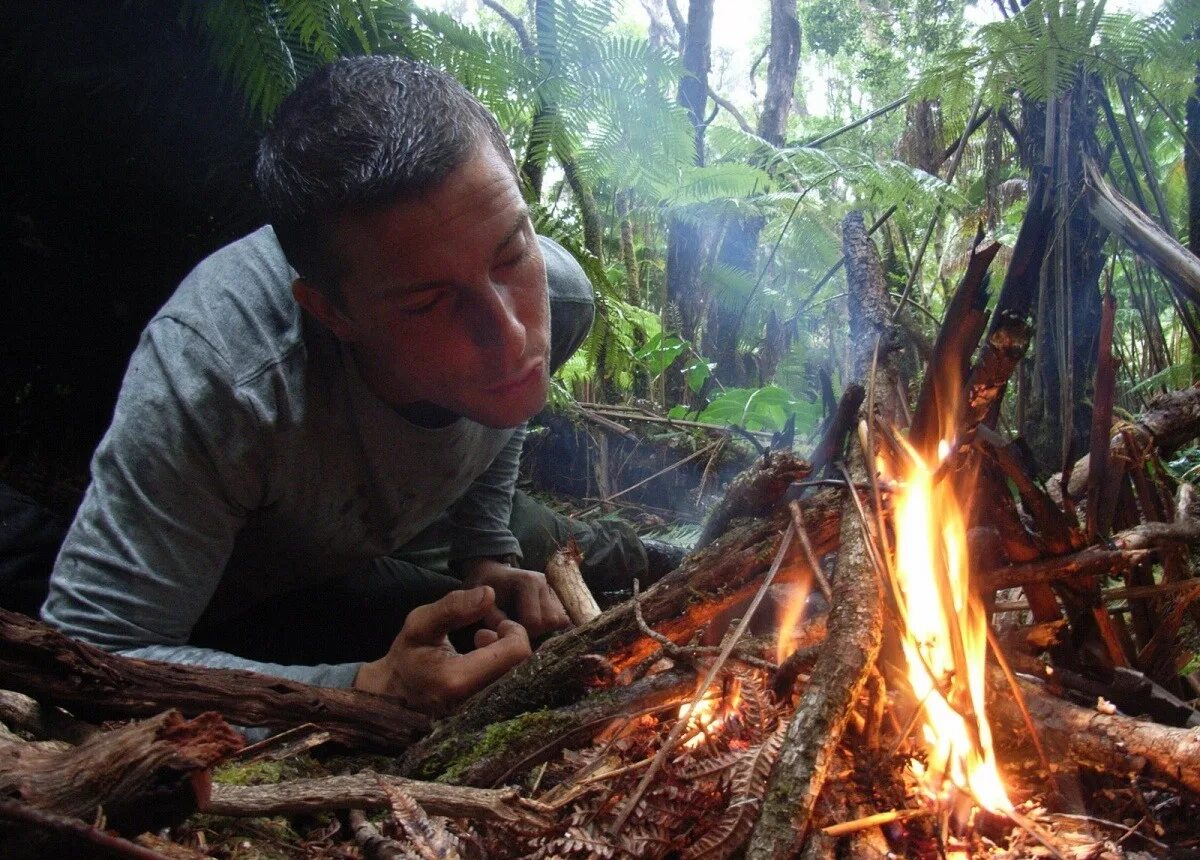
616, 189, 640, 302
1022, 76, 1109, 470
1183, 54, 1198, 256
709, 0, 800, 389
665, 0, 714, 402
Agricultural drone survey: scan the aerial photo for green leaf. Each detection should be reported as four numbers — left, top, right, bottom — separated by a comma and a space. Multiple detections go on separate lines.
634, 333, 687, 375
683, 359, 716, 394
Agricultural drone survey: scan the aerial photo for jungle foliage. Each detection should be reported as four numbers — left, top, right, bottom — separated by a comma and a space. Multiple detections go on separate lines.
185, 0, 1200, 453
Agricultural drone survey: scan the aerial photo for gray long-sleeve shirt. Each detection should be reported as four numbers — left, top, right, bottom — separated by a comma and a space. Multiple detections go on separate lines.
42, 226, 593, 688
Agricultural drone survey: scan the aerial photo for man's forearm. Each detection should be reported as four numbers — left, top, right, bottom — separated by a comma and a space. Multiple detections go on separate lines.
118, 642, 360, 689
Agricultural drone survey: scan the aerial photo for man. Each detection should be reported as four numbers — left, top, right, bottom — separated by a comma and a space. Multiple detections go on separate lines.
41, 57, 673, 714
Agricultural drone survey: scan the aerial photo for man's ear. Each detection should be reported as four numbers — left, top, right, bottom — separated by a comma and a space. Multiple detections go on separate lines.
292, 278, 356, 342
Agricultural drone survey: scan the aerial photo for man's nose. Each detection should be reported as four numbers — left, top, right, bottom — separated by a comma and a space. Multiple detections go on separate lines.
470, 281, 527, 366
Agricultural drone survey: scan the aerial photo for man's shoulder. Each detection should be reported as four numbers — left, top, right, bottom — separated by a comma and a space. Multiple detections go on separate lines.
153, 226, 308, 385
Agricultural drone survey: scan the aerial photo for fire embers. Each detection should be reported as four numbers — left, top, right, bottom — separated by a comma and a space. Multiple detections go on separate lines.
501, 670, 788, 860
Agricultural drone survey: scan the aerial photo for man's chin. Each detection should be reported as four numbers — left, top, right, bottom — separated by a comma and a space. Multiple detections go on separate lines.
466, 379, 549, 429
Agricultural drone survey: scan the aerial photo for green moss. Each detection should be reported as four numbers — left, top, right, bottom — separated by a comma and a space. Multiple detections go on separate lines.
212, 754, 322, 786
434, 709, 577, 784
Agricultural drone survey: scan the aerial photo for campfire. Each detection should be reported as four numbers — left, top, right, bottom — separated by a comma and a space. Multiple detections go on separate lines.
3, 207, 1200, 858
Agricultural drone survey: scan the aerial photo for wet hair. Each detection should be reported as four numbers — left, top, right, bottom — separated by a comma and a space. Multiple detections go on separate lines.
255, 56, 516, 302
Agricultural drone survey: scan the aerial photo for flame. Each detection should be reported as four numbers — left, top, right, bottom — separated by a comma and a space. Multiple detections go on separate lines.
890, 437, 1011, 813
775, 581, 812, 665
680, 678, 742, 748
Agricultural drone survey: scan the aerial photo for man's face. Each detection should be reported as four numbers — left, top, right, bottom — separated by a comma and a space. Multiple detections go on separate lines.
316, 143, 550, 429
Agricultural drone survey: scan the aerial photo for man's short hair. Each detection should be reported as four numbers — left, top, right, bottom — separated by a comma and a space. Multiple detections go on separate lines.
255, 56, 516, 302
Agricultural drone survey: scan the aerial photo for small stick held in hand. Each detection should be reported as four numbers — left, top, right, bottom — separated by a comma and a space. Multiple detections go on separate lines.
545, 540, 601, 624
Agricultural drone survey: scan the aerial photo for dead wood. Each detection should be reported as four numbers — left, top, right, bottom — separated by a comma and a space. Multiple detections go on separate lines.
1052, 386, 1200, 502
0, 689, 96, 745
0, 797, 181, 860
959, 310, 1033, 439
0, 608, 431, 751
0, 709, 241, 836
745, 446, 883, 859
443, 667, 696, 788
989, 517, 1200, 590
746, 211, 891, 858
399, 463, 842, 782
909, 240, 999, 458
206, 771, 554, 828
696, 451, 812, 549
545, 545, 601, 624
990, 676, 1200, 796
1087, 158, 1200, 307
1086, 292, 1119, 540
809, 383, 865, 477
348, 809, 410, 860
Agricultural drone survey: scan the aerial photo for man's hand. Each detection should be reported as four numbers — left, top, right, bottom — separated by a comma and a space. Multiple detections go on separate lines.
459, 557, 571, 639
353, 586, 530, 713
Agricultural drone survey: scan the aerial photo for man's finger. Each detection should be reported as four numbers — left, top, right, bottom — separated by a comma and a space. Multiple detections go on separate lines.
540, 584, 571, 631
449, 620, 531, 698
482, 604, 508, 631
474, 627, 499, 648
517, 580, 545, 634
403, 586, 495, 644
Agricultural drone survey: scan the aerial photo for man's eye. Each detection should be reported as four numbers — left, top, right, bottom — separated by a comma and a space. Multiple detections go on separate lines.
397, 291, 443, 314
495, 248, 528, 270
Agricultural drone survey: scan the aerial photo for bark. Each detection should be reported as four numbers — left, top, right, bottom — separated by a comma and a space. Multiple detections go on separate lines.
909, 241, 1000, 459
744, 446, 882, 858
0, 710, 241, 836
616, 189, 640, 302
746, 212, 894, 857
809, 383, 865, 477
1024, 78, 1109, 471
1189, 55, 1200, 257
0, 609, 430, 751
990, 675, 1200, 796
1050, 385, 1200, 502
988, 517, 1200, 591
206, 772, 554, 826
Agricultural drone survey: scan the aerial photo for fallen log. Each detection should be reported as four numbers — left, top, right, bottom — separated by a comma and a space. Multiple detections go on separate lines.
206, 771, 555, 828
990, 675, 1200, 796
1051, 385, 1200, 502
0, 710, 241, 837
0, 609, 430, 751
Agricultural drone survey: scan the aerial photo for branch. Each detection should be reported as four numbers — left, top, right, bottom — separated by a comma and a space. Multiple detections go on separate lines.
0, 609, 430, 752
480, 0, 534, 56
206, 771, 554, 827
707, 85, 755, 134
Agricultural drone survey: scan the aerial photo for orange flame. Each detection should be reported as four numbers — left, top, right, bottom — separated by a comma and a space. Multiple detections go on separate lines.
890, 438, 1010, 813
680, 677, 743, 748
774, 581, 812, 665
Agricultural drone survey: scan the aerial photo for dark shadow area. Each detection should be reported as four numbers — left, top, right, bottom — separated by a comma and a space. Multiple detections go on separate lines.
0, 1, 261, 512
